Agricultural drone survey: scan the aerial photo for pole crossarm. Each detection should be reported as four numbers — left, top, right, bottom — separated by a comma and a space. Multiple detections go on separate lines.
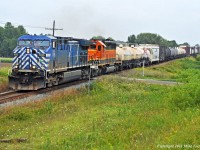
45, 28, 63, 30
45, 20, 63, 36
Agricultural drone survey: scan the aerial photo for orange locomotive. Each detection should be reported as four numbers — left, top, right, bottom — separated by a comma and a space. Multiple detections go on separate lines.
88, 40, 117, 75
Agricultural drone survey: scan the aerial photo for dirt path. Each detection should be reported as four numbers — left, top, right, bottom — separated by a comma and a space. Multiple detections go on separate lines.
0, 63, 12, 67
118, 77, 182, 85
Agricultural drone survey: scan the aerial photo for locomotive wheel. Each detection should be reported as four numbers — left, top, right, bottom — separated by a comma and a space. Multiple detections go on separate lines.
47, 82, 53, 87
53, 79, 59, 86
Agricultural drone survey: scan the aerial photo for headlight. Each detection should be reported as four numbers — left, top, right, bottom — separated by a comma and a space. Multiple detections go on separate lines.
14, 65, 18, 69
32, 65, 36, 69
26, 48, 30, 54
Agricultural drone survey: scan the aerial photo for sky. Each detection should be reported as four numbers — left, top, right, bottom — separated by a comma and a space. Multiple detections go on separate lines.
0, 0, 200, 45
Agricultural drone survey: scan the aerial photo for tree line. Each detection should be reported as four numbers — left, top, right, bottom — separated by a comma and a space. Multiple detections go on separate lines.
127, 33, 191, 47
92, 33, 192, 47
0, 22, 27, 57
0, 22, 194, 58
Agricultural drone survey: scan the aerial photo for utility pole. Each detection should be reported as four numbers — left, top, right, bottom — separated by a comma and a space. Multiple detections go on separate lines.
142, 60, 145, 77
88, 66, 91, 94
45, 20, 63, 36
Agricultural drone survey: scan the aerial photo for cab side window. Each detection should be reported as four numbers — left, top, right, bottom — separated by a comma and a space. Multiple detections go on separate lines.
98, 46, 101, 51
52, 41, 56, 49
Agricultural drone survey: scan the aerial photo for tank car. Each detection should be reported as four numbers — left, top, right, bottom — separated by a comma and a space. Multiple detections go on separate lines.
169, 48, 178, 59
159, 46, 171, 61
130, 45, 144, 66
179, 45, 190, 56
116, 44, 135, 68
177, 47, 186, 58
9, 35, 91, 90
116, 44, 145, 68
129, 46, 149, 66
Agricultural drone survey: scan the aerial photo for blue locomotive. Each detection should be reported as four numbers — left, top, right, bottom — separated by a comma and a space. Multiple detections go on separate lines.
9, 35, 91, 90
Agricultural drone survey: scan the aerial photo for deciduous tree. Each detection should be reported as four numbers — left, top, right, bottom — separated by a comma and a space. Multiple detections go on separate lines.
0, 22, 27, 57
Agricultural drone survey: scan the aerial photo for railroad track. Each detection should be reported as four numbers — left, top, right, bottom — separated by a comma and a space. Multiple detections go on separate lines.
0, 90, 34, 104
0, 79, 90, 105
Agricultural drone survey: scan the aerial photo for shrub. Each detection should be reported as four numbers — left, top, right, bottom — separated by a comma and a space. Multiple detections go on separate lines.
0, 57, 12, 63
169, 83, 200, 111
195, 55, 200, 61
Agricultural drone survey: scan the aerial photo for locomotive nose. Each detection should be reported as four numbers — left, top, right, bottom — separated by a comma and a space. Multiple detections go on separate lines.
17, 47, 39, 70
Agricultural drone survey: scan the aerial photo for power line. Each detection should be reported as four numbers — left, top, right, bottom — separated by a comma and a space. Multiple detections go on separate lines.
0, 20, 57, 29
0, 20, 63, 36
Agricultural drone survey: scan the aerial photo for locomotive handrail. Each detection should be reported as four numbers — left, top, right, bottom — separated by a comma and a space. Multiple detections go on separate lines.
8, 68, 12, 76
43, 68, 47, 80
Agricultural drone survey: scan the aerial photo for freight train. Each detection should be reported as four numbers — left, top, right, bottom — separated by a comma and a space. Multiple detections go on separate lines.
8, 35, 199, 90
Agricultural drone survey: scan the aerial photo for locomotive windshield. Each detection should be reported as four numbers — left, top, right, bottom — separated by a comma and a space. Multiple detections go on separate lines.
34, 40, 50, 50
18, 40, 32, 46
105, 42, 116, 50
90, 45, 96, 49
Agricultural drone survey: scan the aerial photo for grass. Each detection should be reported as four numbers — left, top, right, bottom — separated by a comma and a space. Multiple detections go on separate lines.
0, 57, 12, 91
0, 66, 10, 92
0, 56, 200, 149
123, 56, 200, 82
0, 57, 12, 63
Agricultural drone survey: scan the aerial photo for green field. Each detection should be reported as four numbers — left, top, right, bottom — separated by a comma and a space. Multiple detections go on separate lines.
0, 57, 12, 91
0, 57, 12, 63
0, 66, 10, 91
0, 56, 200, 149
123, 56, 200, 82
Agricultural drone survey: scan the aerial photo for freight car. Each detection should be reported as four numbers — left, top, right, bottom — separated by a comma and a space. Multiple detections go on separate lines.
116, 44, 143, 68
9, 35, 92, 90
139, 44, 160, 64
159, 46, 171, 61
177, 47, 186, 58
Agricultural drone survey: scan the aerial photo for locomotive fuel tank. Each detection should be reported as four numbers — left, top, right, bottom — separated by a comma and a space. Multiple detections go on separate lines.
59, 70, 82, 84
105, 66, 116, 73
